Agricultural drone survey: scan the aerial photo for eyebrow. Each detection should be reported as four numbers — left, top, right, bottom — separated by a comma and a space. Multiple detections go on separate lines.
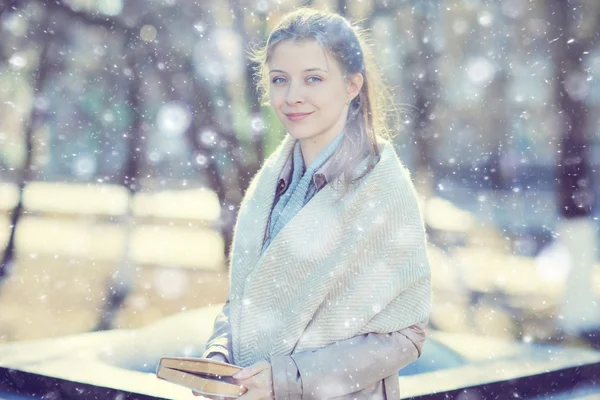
269, 67, 328, 74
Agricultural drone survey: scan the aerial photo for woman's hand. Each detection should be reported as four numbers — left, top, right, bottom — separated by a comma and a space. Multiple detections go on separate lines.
232, 360, 274, 400
192, 353, 238, 399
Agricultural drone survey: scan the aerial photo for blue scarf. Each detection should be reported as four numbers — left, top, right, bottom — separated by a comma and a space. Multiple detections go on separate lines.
262, 132, 344, 254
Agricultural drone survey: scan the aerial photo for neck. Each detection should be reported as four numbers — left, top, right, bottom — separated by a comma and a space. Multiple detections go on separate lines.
298, 117, 347, 168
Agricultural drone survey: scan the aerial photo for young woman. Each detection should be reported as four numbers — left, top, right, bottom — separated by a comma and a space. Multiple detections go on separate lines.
196, 8, 431, 400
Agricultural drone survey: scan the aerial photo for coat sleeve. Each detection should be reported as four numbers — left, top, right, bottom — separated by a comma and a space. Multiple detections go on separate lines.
201, 298, 233, 363
270, 319, 428, 399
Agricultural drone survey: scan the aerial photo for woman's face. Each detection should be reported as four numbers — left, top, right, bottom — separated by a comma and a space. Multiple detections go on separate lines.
267, 40, 360, 143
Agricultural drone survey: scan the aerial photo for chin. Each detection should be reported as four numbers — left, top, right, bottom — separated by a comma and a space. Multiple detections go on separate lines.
286, 127, 318, 140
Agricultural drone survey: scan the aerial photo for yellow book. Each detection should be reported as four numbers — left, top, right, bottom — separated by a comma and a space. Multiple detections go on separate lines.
156, 357, 246, 398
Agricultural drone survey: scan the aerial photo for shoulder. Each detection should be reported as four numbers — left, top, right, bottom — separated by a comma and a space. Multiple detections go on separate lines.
371, 136, 417, 197
245, 135, 291, 191
347, 137, 424, 223
340, 143, 418, 213
265, 133, 295, 168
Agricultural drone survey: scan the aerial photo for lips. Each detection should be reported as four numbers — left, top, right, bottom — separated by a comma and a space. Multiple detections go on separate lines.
286, 112, 313, 121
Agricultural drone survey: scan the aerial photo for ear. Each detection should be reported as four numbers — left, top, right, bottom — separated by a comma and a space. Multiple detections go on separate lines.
346, 72, 364, 102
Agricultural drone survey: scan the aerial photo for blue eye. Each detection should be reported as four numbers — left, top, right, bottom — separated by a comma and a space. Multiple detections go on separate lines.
271, 76, 321, 84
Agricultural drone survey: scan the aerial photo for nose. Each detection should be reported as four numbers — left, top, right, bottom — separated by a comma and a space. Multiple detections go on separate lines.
285, 81, 305, 105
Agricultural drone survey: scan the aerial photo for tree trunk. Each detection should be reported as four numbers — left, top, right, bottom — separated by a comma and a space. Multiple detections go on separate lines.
229, 0, 265, 161
549, 0, 600, 335
552, 0, 595, 218
411, 0, 441, 198
0, 9, 52, 288
226, 0, 268, 260
94, 37, 144, 331
336, 0, 347, 16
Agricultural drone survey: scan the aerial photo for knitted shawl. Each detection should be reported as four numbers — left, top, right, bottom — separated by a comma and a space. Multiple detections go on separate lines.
264, 131, 344, 255
228, 133, 431, 368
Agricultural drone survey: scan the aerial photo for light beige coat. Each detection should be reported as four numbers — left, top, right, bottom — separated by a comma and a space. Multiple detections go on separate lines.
204, 134, 431, 399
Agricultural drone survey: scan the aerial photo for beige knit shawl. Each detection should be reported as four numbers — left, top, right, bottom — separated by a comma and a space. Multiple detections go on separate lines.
228, 134, 431, 368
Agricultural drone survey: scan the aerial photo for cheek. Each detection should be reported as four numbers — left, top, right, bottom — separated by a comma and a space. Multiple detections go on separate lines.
315, 86, 342, 109
315, 96, 342, 115
269, 90, 284, 110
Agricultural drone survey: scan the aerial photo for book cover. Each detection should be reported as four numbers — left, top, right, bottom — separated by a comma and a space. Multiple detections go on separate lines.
156, 357, 247, 398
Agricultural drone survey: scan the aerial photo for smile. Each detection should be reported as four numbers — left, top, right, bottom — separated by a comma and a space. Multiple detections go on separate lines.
286, 112, 313, 121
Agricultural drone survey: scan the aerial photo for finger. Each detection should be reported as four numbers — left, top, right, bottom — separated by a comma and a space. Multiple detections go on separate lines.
232, 368, 256, 380
236, 387, 255, 400
191, 390, 224, 400
238, 368, 269, 392
235, 377, 252, 392
196, 394, 226, 400
237, 385, 249, 397
232, 361, 268, 380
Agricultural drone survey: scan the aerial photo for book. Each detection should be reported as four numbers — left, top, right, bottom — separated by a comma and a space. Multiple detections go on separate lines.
156, 357, 247, 398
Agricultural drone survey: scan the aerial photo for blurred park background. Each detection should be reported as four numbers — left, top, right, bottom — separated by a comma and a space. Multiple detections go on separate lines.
0, 0, 599, 354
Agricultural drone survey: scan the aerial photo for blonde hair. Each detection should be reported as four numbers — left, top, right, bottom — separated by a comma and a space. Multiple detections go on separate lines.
249, 7, 396, 203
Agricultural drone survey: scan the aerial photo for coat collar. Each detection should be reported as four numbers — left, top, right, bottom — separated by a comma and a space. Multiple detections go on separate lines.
277, 146, 334, 193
